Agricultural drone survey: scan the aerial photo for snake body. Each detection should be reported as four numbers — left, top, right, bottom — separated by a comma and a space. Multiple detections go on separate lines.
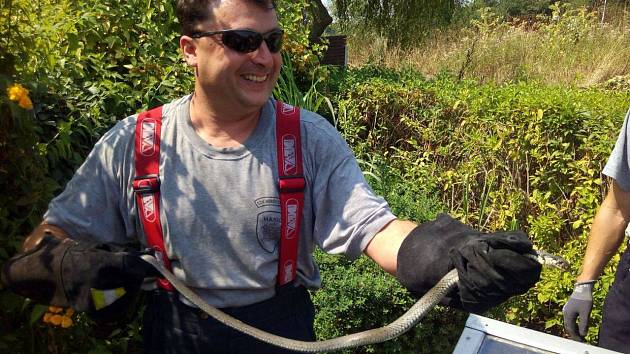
140, 250, 567, 353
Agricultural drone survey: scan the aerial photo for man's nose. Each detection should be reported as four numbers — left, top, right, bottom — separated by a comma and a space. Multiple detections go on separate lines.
250, 41, 274, 66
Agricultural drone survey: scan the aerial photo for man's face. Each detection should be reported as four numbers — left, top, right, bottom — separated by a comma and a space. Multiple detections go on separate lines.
183, 0, 282, 114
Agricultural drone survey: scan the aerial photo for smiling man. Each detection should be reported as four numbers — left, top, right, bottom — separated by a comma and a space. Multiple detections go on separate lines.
14, 1, 542, 353
181, 0, 283, 147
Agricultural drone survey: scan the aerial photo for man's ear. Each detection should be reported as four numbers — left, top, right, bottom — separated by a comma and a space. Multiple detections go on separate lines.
180, 35, 198, 67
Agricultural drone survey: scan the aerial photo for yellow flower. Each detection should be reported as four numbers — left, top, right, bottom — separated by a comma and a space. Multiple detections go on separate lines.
50, 314, 63, 326
61, 316, 73, 328
43, 313, 52, 323
7, 83, 29, 102
48, 306, 63, 314
18, 95, 33, 110
6, 83, 33, 110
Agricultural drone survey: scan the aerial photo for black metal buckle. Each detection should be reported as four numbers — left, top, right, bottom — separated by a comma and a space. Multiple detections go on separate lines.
133, 174, 160, 194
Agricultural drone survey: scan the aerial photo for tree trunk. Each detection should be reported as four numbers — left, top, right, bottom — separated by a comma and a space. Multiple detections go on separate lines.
308, 0, 333, 42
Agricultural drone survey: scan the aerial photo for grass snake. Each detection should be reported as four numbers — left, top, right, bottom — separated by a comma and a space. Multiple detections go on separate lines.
140, 250, 568, 353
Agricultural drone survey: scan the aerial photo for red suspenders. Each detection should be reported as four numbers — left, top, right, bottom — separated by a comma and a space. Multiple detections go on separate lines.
132, 106, 174, 291
274, 101, 305, 286
132, 101, 304, 290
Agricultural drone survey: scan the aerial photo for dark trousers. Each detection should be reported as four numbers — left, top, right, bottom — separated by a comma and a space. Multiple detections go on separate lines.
599, 247, 630, 352
143, 286, 316, 354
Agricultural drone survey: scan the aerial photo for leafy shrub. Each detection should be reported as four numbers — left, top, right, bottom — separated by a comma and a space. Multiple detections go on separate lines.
326, 66, 630, 346
0, 0, 325, 352
468, 0, 555, 18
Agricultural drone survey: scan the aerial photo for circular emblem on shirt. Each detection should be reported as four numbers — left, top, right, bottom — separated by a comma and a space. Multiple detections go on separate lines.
256, 211, 281, 253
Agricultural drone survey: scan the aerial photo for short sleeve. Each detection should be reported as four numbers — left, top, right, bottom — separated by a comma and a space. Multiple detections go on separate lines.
603, 109, 630, 191
301, 113, 396, 260
43, 119, 137, 244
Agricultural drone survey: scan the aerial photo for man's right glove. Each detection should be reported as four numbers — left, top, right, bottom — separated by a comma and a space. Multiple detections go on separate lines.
562, 281, 595, 341
396, 214, 542, 313
1, 234, 157, 323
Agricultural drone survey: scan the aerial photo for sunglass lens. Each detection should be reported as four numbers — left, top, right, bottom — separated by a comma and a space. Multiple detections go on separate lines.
265, 31, 283, 53
221, 30, 283, 54
222, 30, 262, 53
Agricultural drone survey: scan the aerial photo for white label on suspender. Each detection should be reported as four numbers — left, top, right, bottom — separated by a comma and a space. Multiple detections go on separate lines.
281, 103, 297, 115
283, 260, 294, 283
140, 120, 157, 156
142, 194, 156, 222
285, 199, 298, 239
282, 134, 297, 175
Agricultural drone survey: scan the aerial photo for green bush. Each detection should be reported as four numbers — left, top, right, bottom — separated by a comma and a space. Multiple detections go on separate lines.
0, 0, 324, 352
325, 66, 630, 346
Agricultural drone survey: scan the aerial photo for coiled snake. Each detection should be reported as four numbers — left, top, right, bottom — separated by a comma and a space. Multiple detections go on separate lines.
140, 250, 568, 353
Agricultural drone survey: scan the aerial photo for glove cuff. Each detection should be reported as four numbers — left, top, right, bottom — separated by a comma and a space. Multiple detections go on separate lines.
572, 280, 595, 301
576, 280, 596, 285
396, 214, 476, 306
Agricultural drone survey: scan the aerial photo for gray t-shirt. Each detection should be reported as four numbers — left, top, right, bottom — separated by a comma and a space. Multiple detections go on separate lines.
44, 95, 396, 307
603, 109, 630, 190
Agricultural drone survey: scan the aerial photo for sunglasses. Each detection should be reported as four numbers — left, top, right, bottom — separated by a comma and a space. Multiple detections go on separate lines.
190, 29, 284, 54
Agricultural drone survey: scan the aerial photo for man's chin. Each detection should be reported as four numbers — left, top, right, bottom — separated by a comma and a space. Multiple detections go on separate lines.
239, 92, 272, 109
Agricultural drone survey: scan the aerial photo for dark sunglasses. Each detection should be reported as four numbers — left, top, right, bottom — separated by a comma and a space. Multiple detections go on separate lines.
190, 29, 284, 54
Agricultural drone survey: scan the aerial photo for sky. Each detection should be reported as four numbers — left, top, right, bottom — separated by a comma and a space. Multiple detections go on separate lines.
323, 0, 332, 13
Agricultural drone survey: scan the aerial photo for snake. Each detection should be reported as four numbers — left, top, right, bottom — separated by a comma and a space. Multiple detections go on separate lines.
140, 250, 568, 353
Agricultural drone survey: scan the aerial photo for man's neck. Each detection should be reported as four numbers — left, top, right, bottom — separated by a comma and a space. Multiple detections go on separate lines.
189, 93, 262, 148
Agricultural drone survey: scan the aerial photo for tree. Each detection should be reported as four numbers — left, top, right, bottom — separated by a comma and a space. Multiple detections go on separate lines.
333, 0, 460, 45
308, 0, 333, 41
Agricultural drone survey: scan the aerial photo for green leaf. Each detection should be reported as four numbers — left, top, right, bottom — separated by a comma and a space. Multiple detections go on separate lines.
29, 304, 48, 325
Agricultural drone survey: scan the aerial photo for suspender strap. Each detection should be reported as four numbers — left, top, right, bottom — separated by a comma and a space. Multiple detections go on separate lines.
132, 106, 174, 291
275, 101, 305, 286
132, 102, 304, 290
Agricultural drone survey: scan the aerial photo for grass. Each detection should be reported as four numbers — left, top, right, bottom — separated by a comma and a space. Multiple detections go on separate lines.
345, 5, 630, 87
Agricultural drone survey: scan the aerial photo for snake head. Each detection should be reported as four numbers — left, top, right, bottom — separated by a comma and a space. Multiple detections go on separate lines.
531, 250, 571, 271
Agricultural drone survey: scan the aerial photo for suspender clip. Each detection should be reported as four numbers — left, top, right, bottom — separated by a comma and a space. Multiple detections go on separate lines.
133, 174, 161, 194
279, 175, 305, 193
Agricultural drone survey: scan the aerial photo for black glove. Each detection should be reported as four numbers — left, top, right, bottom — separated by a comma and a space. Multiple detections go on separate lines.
396, 214, 542, 313
562, 281, 595, 341
1, 234, 156, 322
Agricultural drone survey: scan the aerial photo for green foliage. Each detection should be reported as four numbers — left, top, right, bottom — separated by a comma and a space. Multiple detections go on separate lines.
276, 0, 328, 74
333, 0, 458, 46
325, 66, 630, 346
467, 0, 555, 18
349, 3, 630, 87
273, 52, 333, 115
0, 0, 328, 352
313, 252, 467, 354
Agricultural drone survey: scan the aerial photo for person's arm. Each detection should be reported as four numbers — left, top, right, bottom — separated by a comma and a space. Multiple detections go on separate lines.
22, 222, 70, 252
364, 219, 417, 275
563, 179, 630, 340
577, 180, 630, 282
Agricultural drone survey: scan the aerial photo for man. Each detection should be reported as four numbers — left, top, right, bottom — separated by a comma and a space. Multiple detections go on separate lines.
19, 0, 541, 353
563, 110, 630, 352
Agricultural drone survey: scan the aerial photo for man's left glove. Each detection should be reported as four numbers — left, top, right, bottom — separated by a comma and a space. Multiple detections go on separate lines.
1, 234, 156, 322
396, 214, 542, 313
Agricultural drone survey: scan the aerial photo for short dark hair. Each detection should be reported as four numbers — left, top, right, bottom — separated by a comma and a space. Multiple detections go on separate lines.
176, 0, 276, 35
